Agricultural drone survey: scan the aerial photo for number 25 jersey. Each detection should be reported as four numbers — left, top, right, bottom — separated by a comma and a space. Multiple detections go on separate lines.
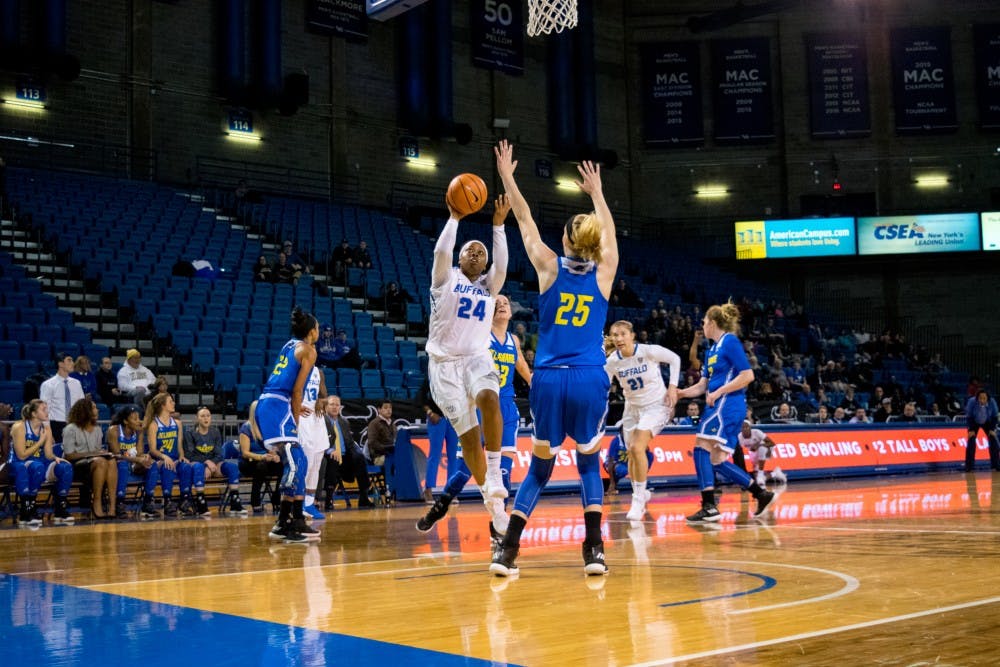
536, 257, 607, 368
426, 266, 495, 358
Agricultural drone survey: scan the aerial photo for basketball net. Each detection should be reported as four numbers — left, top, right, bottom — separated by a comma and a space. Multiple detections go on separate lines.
526, 0, 578, 36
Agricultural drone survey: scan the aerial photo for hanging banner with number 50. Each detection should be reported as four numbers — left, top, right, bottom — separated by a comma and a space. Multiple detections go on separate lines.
471, 0, 524, 76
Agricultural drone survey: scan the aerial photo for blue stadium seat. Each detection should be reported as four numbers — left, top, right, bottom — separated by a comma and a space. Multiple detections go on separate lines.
21, 342, 52, 366
64, 326, 91, 347
241, 349, 267, 369
96, 402, 111, 421
176, 314, 200, 332
238, 365, 264, 386
4, 292, 29, 309
337, 368, 360, 388
172, 330, 195, 354
191, 347, 216, 371
196, 331, 222, 349
46, 310, 74, 327
379, 354, 401, 370
5, 322, 33, 342
7, 360, 37, 382
19, 307, 45, 324
214, 365, 238, 390
235, 384, 258, 412
35, 324, 64, 346
0, 306, 15, 323
82, 343, 110, 362
382, 370, 404, 393
217, 348, 241, 367
0, 380, 24, 406
338, 386, 363, 399
360, 369, 382, 392
400, 354, 421, 373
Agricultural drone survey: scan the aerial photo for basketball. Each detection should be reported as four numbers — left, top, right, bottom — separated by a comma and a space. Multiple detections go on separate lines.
446, 173, 488, 217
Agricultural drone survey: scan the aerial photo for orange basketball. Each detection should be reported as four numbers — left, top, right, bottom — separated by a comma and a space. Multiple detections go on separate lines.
446, 173, 488, 217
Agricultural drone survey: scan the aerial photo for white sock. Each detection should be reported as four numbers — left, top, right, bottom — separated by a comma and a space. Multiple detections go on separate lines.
304, 494, 315, 507
486, 451, 501, 474
633, 480, 646, 494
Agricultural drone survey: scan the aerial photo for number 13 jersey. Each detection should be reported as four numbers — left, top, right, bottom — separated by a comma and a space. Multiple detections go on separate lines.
426, 266, 495, 358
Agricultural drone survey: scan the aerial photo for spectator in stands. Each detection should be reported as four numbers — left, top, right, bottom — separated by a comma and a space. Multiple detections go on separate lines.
10, 399, 74, 526
272, 252, 300, 285
873, 398, 894, 423
785, 359, 807, 393
839, 386, 861, 412
898, 402, 920, 423
610, 278, 643, 308
238, 400, 282, 514
818, 360, 848, 394
62, 397, 117, 519
321, 395, 373, 509
185, 407, 243, 516
353, 240, 373, 270
769, 402, 798, 423
831, 406, 847, 423
96, 357, 121, 406
815, 405, 832, 424
106, 404, 156, 520
964, 390, 1000, 472
70, 356, 98, 402
380, 281, 413, 321
929, 402, 943, 418
676, 402, 701, 426
282, 240, 310, 276
849, 407, 871, 424
331, 239, 354, 281
324, 329, 363, 370
365, 399, 395, 466
117, 349, 155, 408
253, 255, 272, 283
867, 385, 886, 413
315, 324, 338, 368
40, 352, 85, 443
796, 383, 820, 413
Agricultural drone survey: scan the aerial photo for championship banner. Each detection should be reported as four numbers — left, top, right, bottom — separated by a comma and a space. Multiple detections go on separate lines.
890, 26, 957, 134
640, 42, 704, 147
411, 423, 970, 491
711, 37, 775, 144
973, 24, 1000, 130
306, 0, 368, 39
470, 0, 524, 76
805, 32, 871, 138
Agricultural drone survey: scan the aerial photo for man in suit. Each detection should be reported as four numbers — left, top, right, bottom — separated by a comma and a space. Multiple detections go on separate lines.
321, 395, 374, 508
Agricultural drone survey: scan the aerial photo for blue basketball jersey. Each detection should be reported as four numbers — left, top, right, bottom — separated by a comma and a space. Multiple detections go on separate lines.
154, 417, 180, 460
116, 425, 138, 453
490, 331, 518, 401
263, 339, 304, 397
535, 257, 608, 368
703, 332, 751, 395
13, 421, 45, 462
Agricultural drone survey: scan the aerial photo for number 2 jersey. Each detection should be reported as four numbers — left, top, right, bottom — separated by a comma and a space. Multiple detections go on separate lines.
426, 266, 495, 358
535, 257, 607, 368
605, 343, 681, 408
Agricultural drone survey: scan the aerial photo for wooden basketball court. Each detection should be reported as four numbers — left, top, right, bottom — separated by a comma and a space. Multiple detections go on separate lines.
2, 472, 998, 666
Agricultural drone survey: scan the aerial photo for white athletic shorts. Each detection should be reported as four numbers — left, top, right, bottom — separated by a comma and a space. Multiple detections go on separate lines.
296, 412, 329, 454
621, 401, 671, 446
428, 350, 500, 436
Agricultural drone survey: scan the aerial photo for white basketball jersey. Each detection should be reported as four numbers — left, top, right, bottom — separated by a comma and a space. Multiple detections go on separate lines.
605, 343, 678, 408
738, 427, 768, 451
302, 367, 321, 410
426, 266, 495, 358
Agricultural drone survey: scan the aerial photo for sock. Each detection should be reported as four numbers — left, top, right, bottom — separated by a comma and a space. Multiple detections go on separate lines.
486, 450, 501, 476
292, 499, 304, 520
701, 489, 715, 507
304, 493, 315, 507
583, 510, 602, 546
278, 500, 291, 526
502, 513, 527, 548
633, 480, 647, 494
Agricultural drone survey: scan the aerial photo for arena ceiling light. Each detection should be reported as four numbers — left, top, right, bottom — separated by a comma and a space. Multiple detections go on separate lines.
225, 131, 262, 143
694, 185, 730, 198
405, 157, 438, 169
3, 98, 46, 112
913, 174, 951, 188
555, 180, 580, 192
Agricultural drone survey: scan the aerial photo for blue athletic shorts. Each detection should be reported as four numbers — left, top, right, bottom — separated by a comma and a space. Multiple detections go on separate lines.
698, 393, 746, 453
255, 395, 299, 447
530, 366, 609, 452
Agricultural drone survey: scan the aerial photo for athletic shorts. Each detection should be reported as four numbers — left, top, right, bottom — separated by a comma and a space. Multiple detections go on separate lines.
697, 393, 746, 454
429, 350, 499, 436
296, 411, 329, 454
255, 394, 299, 447
621, 401, 671, 445
530, 366, 609, 454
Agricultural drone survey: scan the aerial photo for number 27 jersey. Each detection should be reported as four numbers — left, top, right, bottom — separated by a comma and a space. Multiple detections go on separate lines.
426, 266, 495, 358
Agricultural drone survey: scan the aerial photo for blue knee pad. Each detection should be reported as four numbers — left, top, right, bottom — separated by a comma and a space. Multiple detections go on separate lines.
53, 461, 73, 496
500, 456, 513, 494
280, 444, 307, 497
714, 460, 752, 488
512, 455, 556, 518
221, 460, 241, 485
576, 451, 604, 507
13, 462, 36, 496
144, 464, 160, 496
694, 447, 715, 490
444, 458, 472, 497
176, 461, 194, 495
